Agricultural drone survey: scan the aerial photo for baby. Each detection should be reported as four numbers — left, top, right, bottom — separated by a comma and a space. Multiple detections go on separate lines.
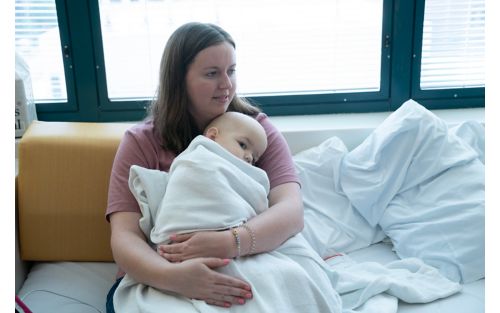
203, 111, 267, 166
130, 111, 271, 247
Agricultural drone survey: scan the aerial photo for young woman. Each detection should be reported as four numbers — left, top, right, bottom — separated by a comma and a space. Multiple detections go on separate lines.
105, 22, 303, 312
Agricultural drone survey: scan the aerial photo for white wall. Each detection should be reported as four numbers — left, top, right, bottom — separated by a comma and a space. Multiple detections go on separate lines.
270, 107, 484, 154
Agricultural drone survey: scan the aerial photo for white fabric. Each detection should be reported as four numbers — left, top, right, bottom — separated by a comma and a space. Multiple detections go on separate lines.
295, 136, 386, 258
449, 121, 485, 164
347, 242, 485, 313
117, 136, 343, 313
339, 100, 485, 283
326, 254, 461, 313
114, 133, 462, 313
129, 135, 270, 245
17, 262, 118, 313
16, 246, 482, 313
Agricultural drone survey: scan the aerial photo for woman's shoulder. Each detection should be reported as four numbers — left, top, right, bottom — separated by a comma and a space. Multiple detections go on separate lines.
255, 112, 269, 123
255, 112, 278, 132
125, 119, 155, 138
119, 120, 162, 155
118, 119, 175, 171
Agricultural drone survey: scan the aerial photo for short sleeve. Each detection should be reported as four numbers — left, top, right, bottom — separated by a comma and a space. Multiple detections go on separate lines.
256, 113, 301, 189
106, 121, 175, 221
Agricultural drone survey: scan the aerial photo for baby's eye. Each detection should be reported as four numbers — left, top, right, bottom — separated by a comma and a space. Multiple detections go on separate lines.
239, 141, 247, 149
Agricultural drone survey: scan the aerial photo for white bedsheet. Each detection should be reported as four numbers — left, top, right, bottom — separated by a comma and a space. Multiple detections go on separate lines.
339, 100, 485, 283
348, 243, 485, 313
298, 100, 484, 285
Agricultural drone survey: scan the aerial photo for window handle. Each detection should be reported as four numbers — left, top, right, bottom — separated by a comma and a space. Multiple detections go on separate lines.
384, 35, 391, 48
63, 45, 71, 59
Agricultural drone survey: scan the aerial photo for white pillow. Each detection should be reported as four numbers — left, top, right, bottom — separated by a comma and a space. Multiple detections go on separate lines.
294, 136, 386, 258
339, 100, 484, 283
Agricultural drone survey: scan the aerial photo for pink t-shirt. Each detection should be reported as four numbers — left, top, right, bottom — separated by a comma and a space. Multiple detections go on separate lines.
105, 113, 300, 221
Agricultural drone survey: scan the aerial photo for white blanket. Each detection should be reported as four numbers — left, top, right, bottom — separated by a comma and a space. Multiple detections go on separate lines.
339, 100, 485, 283
133, 135, 270, 245
115, 136, 343, 313
326, 254, 461, 313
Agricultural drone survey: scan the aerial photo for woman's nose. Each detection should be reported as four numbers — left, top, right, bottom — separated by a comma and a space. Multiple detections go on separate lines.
219, 73, 233, 89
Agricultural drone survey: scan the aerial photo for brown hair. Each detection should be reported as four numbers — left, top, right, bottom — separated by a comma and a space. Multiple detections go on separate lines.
148, 22, 260, 155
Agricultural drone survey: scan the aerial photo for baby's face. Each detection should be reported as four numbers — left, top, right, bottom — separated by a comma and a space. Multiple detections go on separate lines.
215, 125, 267, 165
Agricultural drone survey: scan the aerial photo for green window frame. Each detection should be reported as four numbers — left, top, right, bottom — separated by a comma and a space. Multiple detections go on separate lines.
34, 0, 484, 122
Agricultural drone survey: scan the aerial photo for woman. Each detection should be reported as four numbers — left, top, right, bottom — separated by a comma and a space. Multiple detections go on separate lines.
105, 22, 303, 311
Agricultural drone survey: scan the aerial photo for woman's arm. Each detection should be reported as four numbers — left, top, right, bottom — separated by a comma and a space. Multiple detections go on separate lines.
160, 181, 303, 259
239, 182, 303, 254
110, 211, 253, 307
160, 114, 303, 259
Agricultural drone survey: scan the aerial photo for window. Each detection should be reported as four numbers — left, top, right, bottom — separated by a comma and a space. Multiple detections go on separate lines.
420, 0, 484, 90
98, 0, 384, 100
409, 0, 485, 108
15, 0, 484, 122
15, 0, 68, 103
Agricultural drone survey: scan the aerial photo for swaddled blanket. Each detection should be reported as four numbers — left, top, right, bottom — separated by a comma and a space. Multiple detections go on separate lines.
115, 135, 343, 313
136, 135, 270, 245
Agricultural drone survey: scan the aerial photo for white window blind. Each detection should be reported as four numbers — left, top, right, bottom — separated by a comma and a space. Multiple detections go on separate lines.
98, 0, 383, 100
420, 0, 485, 90
15, 0, 67, 102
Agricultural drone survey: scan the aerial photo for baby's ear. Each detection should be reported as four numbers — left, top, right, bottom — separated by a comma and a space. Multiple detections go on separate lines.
205, 127, 219, 140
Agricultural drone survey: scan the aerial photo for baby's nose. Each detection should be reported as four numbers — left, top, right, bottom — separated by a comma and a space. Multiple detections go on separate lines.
244, 154, 253, 164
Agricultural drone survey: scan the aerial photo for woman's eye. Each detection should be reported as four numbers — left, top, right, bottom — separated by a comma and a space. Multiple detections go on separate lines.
206, 71, 216, 78
228, 68, 236, 76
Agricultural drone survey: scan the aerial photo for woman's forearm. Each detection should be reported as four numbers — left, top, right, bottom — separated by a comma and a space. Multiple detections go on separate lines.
240, 182, 303, 255
110, 212, 175, 291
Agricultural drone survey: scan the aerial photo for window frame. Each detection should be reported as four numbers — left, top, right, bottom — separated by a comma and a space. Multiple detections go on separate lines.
409, 0, 485, 110
33, 0, 484, 122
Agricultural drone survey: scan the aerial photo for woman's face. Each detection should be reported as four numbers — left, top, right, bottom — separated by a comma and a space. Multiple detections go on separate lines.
186, 42, 237, 130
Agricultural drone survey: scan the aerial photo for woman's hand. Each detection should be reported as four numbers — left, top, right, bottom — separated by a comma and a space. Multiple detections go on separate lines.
110, 213, 251, 308
169, 257, 253, 308
157, 230, 235, 262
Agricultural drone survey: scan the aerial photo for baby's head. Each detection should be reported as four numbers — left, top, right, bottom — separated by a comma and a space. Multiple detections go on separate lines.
204, 112, 268, 165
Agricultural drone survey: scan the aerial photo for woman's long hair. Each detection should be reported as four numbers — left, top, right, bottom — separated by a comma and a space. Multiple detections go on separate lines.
148, 22, 260, 154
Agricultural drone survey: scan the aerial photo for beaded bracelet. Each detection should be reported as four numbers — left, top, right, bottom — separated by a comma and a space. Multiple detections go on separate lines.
241, 223, 256, 255
231, 228, 241, 257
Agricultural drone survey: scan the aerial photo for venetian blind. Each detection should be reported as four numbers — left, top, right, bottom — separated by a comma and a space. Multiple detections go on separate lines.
97, 0, 383, 100
420, 0, 485, 89
15, 0, 67, 102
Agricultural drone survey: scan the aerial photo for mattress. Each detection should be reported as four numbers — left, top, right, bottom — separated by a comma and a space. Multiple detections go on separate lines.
17, 242, 484, 313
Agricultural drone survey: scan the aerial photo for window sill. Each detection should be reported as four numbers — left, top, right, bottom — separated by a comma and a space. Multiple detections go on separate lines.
269, 107, 484, 153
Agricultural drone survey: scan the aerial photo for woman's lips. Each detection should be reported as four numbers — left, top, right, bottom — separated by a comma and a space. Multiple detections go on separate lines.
213, 95, 229, 103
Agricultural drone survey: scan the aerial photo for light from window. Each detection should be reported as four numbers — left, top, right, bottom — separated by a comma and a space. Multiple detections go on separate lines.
98, 0, 383, 100
15, 0, 67, 102
420, 0, 485, 90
